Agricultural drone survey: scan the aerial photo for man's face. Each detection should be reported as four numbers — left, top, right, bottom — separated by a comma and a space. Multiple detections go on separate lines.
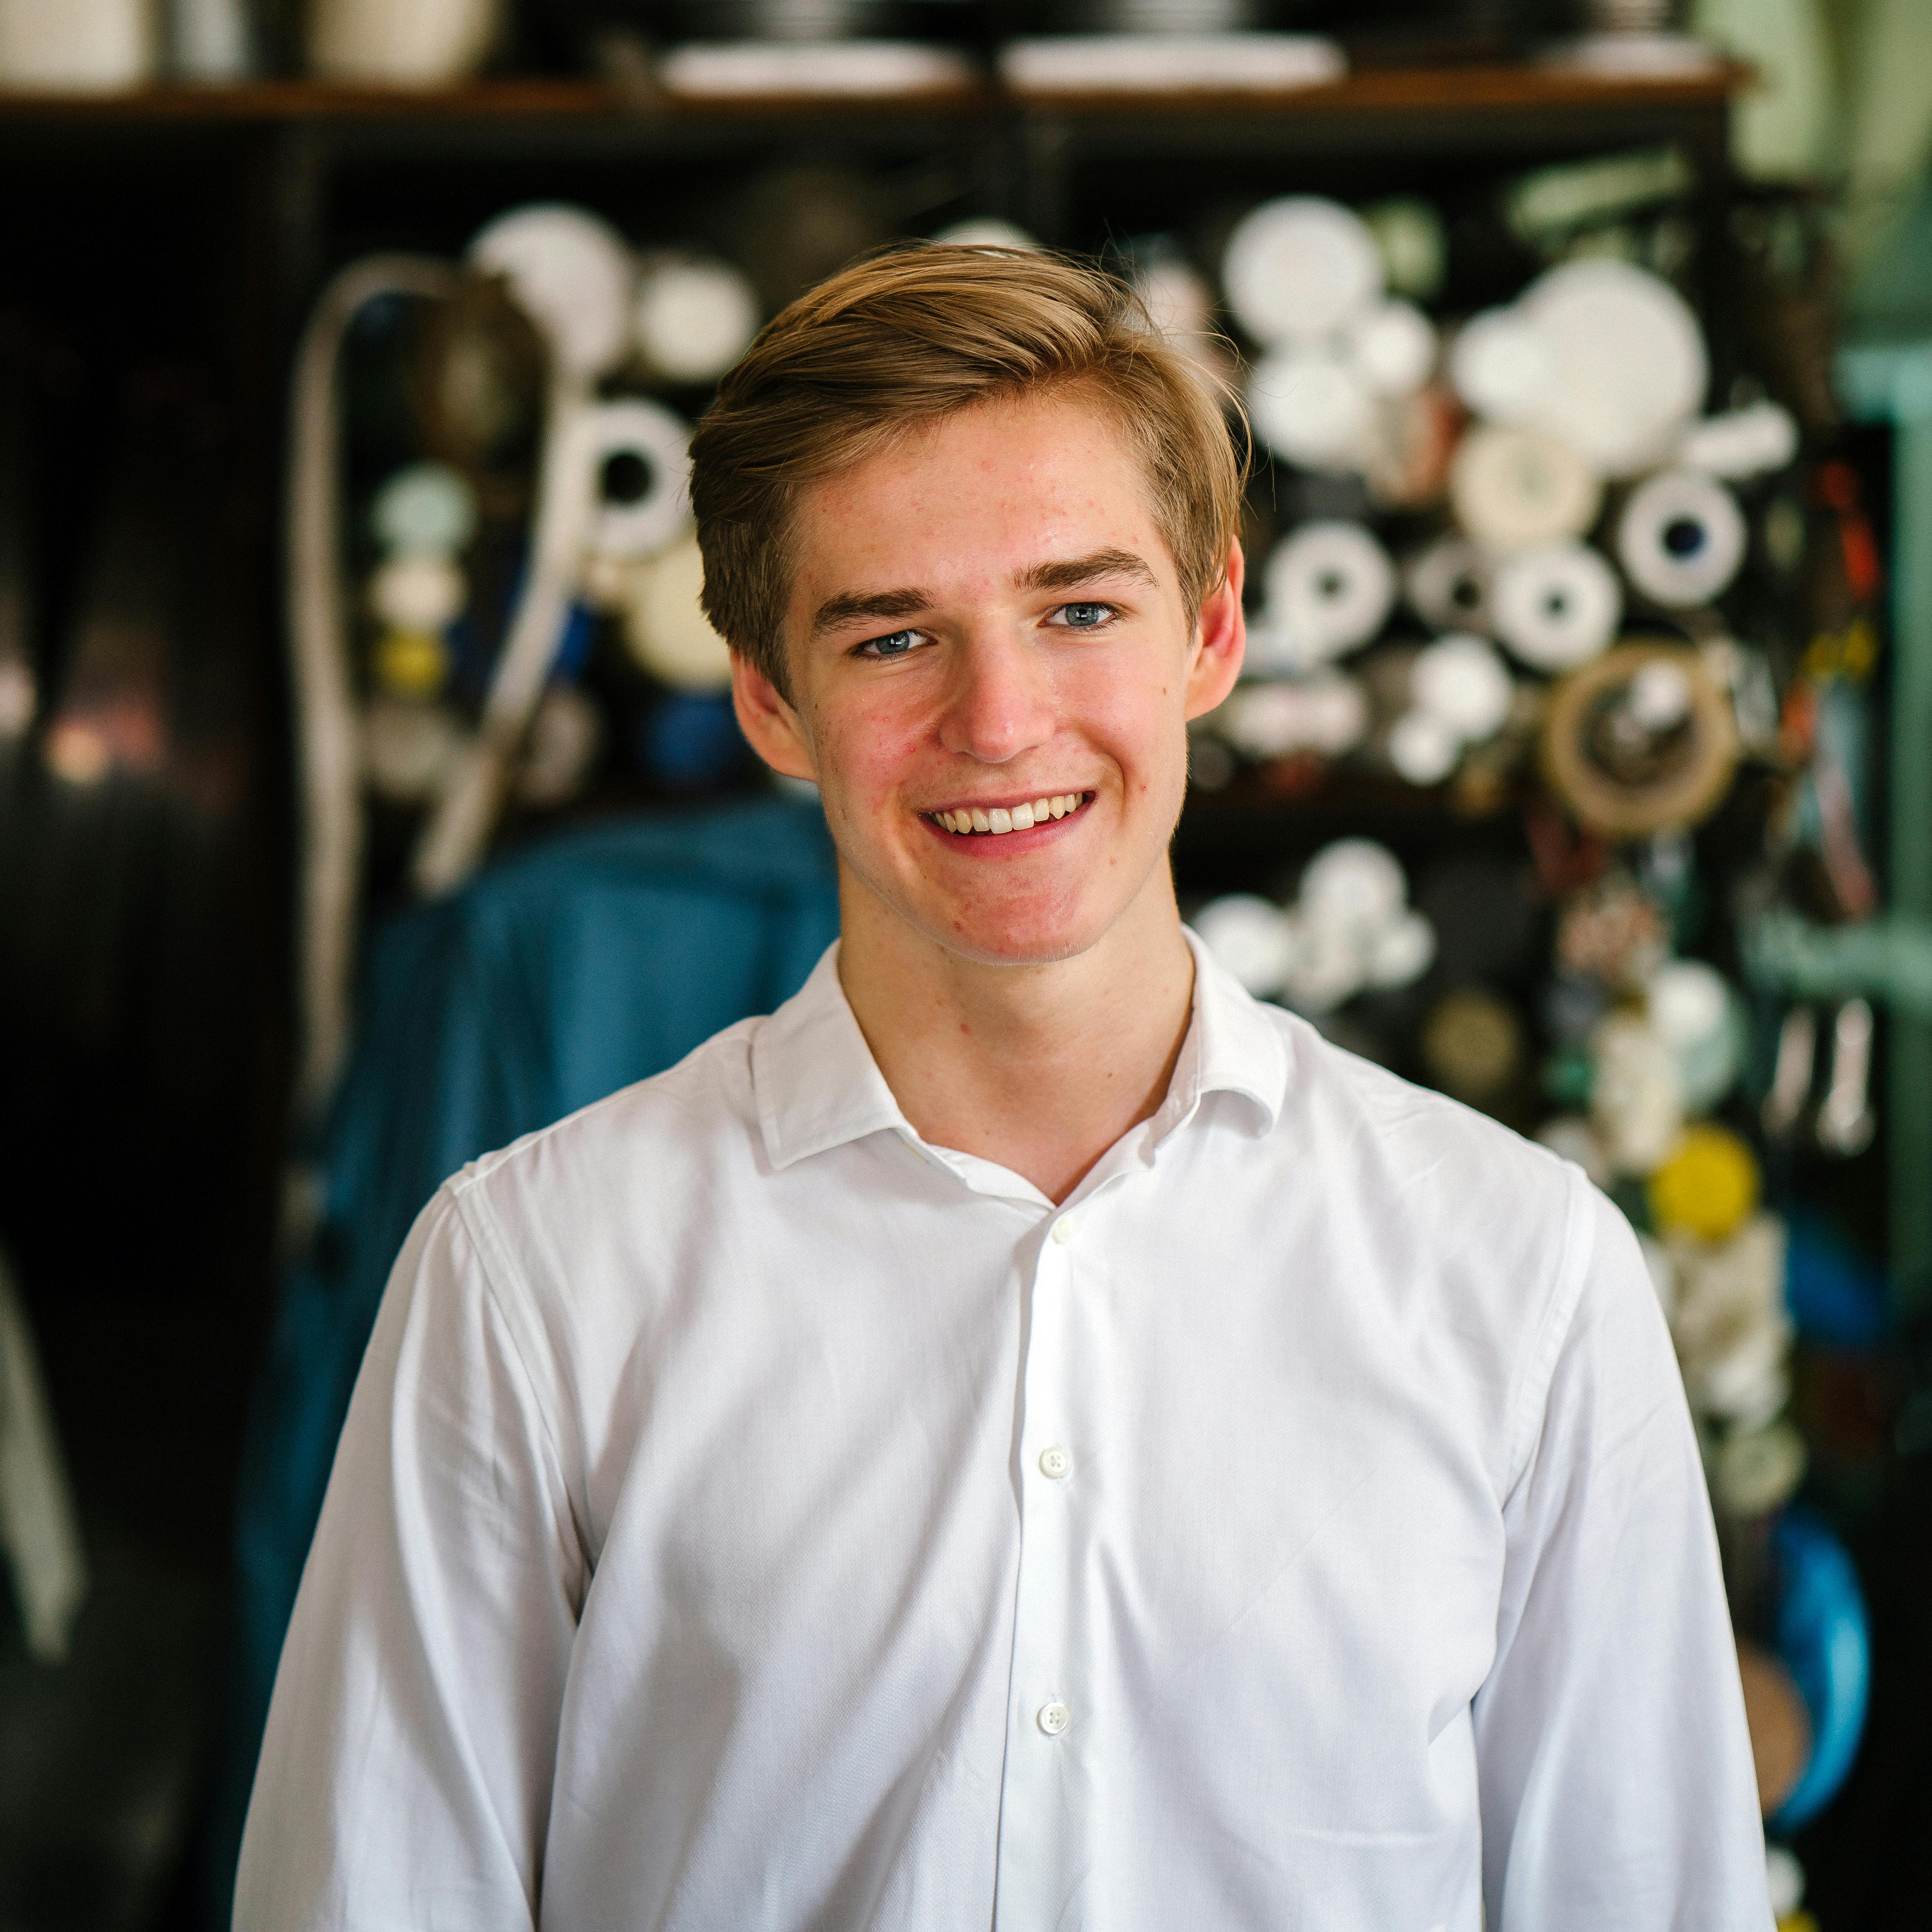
733, 388, 1244, 967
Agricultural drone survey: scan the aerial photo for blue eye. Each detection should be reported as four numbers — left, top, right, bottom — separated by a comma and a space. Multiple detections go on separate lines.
1056, 603, 1113, 629
858, 630, 922, 659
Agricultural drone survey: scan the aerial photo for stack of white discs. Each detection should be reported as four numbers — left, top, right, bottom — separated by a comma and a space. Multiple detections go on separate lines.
1225, 197, 1438, 475
1193, 837, 1435, 1014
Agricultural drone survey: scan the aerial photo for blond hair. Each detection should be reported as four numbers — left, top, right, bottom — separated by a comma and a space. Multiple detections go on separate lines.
689, 243, 1247, 698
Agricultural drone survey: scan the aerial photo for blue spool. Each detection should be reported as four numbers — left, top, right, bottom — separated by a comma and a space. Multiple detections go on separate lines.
1770, 1508, 1870, 1832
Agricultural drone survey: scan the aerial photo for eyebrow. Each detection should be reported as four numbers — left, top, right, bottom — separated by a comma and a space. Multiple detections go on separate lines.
810, 550, 1159, 639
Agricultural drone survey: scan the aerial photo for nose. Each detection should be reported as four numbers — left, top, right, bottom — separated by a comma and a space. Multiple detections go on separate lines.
937, 625, 1057, 765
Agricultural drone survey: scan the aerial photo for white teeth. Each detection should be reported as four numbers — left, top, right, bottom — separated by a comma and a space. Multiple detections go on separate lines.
1049, 795, 1068, 818
970, 808, 991, 833
1011, 803, 1034, 830
936, 794, 1086, 835
989, 807, 1012, 834
1034, 798, 1052, 820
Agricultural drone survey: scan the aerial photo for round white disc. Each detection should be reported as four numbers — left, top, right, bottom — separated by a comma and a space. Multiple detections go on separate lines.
1449, 307, 1556, 425
586, 398, 693, 561
1521, 258, 1707, 478
1247, 349, 1375, 472
1404, 536, 1494, 635
1263, 521, 1396, 669
633, 257, 761, 385
1410, 633, 1513, 741
1347, 299, 1437, 398
1223, 196, 1383, 345
622, 535, 735, 692
470, 203, 636, 383
1615, 466, 1747, 607
1492, 541, 1623, 671
1388, 708, 1460, 785
1449, 424, 1602, 550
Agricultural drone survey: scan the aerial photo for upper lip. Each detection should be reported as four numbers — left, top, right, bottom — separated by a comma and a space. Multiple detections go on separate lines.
922, 789, 1090, 815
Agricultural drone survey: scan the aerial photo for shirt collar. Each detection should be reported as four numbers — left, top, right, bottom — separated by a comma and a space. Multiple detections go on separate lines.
752, 928, 1289, 1174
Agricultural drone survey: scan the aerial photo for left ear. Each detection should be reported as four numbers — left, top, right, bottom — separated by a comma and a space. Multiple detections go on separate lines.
1183, 538, 1246, 721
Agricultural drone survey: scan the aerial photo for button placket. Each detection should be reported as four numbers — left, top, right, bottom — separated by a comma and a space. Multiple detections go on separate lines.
994, 1216, 1086, 1916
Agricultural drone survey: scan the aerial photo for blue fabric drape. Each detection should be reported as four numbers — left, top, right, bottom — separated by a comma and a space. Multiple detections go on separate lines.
208, 797, 839, 1921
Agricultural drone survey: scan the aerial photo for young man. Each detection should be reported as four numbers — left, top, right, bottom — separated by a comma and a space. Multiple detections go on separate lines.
239, 248, 1770, 1928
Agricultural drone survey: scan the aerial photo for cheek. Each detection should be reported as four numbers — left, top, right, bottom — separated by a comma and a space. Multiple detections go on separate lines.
813, 687, 934, 815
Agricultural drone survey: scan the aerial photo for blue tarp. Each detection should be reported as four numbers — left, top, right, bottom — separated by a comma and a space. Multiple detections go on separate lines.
208, 797, 839, 1920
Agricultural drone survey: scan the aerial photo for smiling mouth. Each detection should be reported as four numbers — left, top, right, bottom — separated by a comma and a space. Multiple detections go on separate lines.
926, 791, 1094, 837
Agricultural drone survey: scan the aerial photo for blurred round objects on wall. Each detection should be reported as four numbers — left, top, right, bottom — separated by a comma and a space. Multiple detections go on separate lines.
1492, 540, 1622, 671
1420, 986, 1524, 1108
1450, 425, 1602, 551
309, 0, 498, 84
620, 536, 735, 692
469, 204, 635, 385
1404, 536, 1494, 635
1223, 197, 1382, 346
633, 255, 761, 386
1615, 466, 1747, 607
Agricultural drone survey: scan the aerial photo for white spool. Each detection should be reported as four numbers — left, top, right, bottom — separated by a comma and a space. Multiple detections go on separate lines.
1193, 894, 1296, 998
470, 204, 636, 384
1247, 348, 1375, 472
622, 535, 735, 693
1346, 299, 1437, 398
1449, 424, 1602, 550
1410, 633, 1513, 742
368, 556, 465, 633
1299, 837, 1407, 935
586, 398, 692, 561
1615, 467, 1747, 607
1388, 709, 1460, 785
1222, 196, 1382, 346
370, 463, 477, 560
308, 0, 495, 83
633, 257, 761, 386
362, 699, 468, 805
0, 0, 157, 88
1261, 522, 1395, 670
1520, 258, 1707, 478
1492, 541, 1622, 671
1366, 908, 1436, 988
1214, 675, 1366, 759
1676, 400, 1799, 479
1404, 536, 1494, 634
1449, 307, 1556, 425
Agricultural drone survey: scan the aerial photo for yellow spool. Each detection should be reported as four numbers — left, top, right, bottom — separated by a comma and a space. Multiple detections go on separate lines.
1648, 1123, 1760, 1242
372, 627, 451, 701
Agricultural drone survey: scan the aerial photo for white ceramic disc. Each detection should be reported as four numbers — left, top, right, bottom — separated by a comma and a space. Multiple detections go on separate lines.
622, 535, 735, 692
1404, 535, 1494, 634
1193, 894, 1295, 998
1449, 424, 1602, 550
1448, 307, 1556, 425
1247, 348, 1375, 472
633, 257, 760, 385
585, 398, 693, 561
1223, 196, 1382, 346
1299, 837, 1407, 934
1388, 708, 1460, 785
368, 554, 464, 633
370, 462, 477, 559
470, 203, 636, 383
1492, 540, 1622, 671
1347, 299, 1437, 398
1520, 258, 1708, 478
1410, 633, 1513, 741
1616, 467, 1747, 607
1262, 521, 1396, 669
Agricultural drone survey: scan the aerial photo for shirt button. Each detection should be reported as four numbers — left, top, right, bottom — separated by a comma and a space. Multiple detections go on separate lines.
1037, 1700, 1071, 1737
1038, 1445, 1070, 1480
1050, 1216, 1076, 1246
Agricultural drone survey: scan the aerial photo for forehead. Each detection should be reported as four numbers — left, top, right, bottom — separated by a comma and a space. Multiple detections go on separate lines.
786, 388, 1172, 598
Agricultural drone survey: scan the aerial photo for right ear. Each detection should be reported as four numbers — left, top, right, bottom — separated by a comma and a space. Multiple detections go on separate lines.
731, 651, 819, 783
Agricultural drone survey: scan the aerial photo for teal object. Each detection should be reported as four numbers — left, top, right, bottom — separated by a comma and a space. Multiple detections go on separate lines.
208, 797, 839, 1924
1836, 337, 1932, 1312
1769, 1509, 1871, 1833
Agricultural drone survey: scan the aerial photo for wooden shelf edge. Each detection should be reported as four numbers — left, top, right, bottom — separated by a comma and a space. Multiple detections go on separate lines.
0, 60, 1747, 126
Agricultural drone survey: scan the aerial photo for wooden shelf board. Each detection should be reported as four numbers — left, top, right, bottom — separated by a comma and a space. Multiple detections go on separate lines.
0, 61, 1745, 125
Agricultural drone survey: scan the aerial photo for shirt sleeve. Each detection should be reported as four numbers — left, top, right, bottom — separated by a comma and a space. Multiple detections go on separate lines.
1473, 1173, 1773, 1932
235, 1183, 587, 1932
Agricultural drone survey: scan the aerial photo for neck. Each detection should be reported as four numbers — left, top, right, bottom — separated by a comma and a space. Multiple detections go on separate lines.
836, 869, 1197, 1205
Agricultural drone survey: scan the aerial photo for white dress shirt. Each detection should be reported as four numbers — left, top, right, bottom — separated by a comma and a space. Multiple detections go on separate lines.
239, 933, 1771, 1931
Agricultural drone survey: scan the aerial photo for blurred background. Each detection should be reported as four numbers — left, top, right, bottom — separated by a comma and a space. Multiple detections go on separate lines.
0, 0, 1928, 1926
